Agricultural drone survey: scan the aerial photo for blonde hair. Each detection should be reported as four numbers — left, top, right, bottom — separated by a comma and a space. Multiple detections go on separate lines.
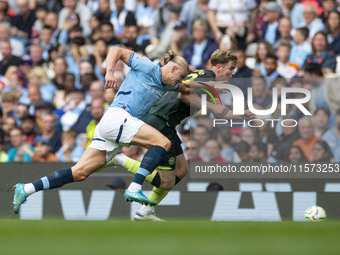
28, 67, 49, 86
192, 19, 208, 32
160, 50, 189, 74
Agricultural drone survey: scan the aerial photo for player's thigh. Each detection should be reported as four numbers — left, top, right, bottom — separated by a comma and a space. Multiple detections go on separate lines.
174, 154, 189, 179
71, 147, 107, 181
131, 123, 171, 150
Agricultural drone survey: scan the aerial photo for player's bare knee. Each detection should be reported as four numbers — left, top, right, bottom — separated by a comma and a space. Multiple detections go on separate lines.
72, 168, 90, 182
161, 137, 171, 151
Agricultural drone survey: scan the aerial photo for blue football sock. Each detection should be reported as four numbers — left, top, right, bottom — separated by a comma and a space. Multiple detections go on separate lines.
132, 145, 166, 186
32, 168, 74, 192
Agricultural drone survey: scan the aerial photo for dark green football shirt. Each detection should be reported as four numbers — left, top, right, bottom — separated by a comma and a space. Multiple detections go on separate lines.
145, 69, 216, 130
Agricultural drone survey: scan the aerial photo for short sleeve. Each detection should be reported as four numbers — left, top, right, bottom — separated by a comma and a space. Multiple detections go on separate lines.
128, 52, 155, 73
208, 0, 218, 11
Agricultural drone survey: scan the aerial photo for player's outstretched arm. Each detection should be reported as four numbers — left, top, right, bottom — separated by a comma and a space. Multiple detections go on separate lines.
105, 47, 133, 89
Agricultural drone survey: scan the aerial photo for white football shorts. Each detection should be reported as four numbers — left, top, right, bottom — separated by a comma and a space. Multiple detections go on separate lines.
88, 107, 144, 161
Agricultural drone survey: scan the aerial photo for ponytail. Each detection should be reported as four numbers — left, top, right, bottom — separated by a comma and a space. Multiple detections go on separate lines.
160, 50, 189, 74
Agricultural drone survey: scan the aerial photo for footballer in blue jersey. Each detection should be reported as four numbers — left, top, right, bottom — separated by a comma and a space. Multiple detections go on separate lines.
13, 47, 190, 213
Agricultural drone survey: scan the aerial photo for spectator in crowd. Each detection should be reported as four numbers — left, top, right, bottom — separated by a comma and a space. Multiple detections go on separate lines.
20, 114, 38, 146
106, 177, 126, 190
100, 22, 120, 46
261, 54, 283, 87
56, 129, 84, 162
276, 43, 298, 79
185, 139, 203, 162
258, 118, 273, 144
255, 40, 274, 73
262, 1, 282, 45
326, 10, 340, 55
289, 27, 312, 68
233, 140, 250, 163
29, 136, 59, 162
233, 49, 253, 79
0, 129, 8, 162
169, 21, 189, 55
0, 0, 15, 20
249, 141, 268, 162
297, 4, 324, 40
183, 19, 217, 71
293, 117, 322, 161
2, 116, 17, 151
217, 129, 234, 162
179, 0, 209, 39
88, 80, 104, 103
10, 0, 36, 40
241, 128, 257, 146
29, 43, 44, 67
320, 0, 337, 24
281, 0, 305, 29
7, 127, 34, 162
303, 63, 330, 112
286, 145, 307, 163
94, 0, 112, 24
15, 103, 29, 125
207, 0, 256, 49
53, 72, 75, 110
110, 0, 136, 39
268, 117, 300, 161
33, 4, 48, 32
273, 17, 294, 50
313, 107, 331, 137
146, 5, 181, 60
148, 0, 182, 46
40, 112, 61, 153
1, 91, 17, 118
270, 77, 289, 97
0, 40, 20, 74
84, 98, 105, 147
135, 0, 160, 29
302, 31, 337, 74
92, 38, 108, 81
88, 14, 101, 43
51, 56, 68, 90
60, 88, 88, 132
246, 0, 269, 43
40, 25, 57, 61
251, 75, 273, 108
27, 84, 43, 116
193, 124, 210, 161
44, 11, 61, 46
78, 60, 97, 91
204, 139, 227, 162
58, 0, 92, 36
0, 21, 25, 57
28, 66, 57, 103
312, 139, 333, 162
323, 108, 340, 162
206, 182, 223, 191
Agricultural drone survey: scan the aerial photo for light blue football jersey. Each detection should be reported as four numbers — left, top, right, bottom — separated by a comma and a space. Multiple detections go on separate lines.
110, 52, 179, 120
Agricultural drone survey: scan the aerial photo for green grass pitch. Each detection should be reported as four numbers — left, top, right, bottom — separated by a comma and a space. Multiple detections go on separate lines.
1, 220, 340, 255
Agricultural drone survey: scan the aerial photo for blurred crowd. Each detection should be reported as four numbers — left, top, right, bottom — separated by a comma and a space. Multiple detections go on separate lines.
0, 0, 340, 164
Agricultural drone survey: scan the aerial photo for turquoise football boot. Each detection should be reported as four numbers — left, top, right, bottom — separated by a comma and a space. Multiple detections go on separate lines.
13, 183, 29, 214
123, 190, 156, 206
